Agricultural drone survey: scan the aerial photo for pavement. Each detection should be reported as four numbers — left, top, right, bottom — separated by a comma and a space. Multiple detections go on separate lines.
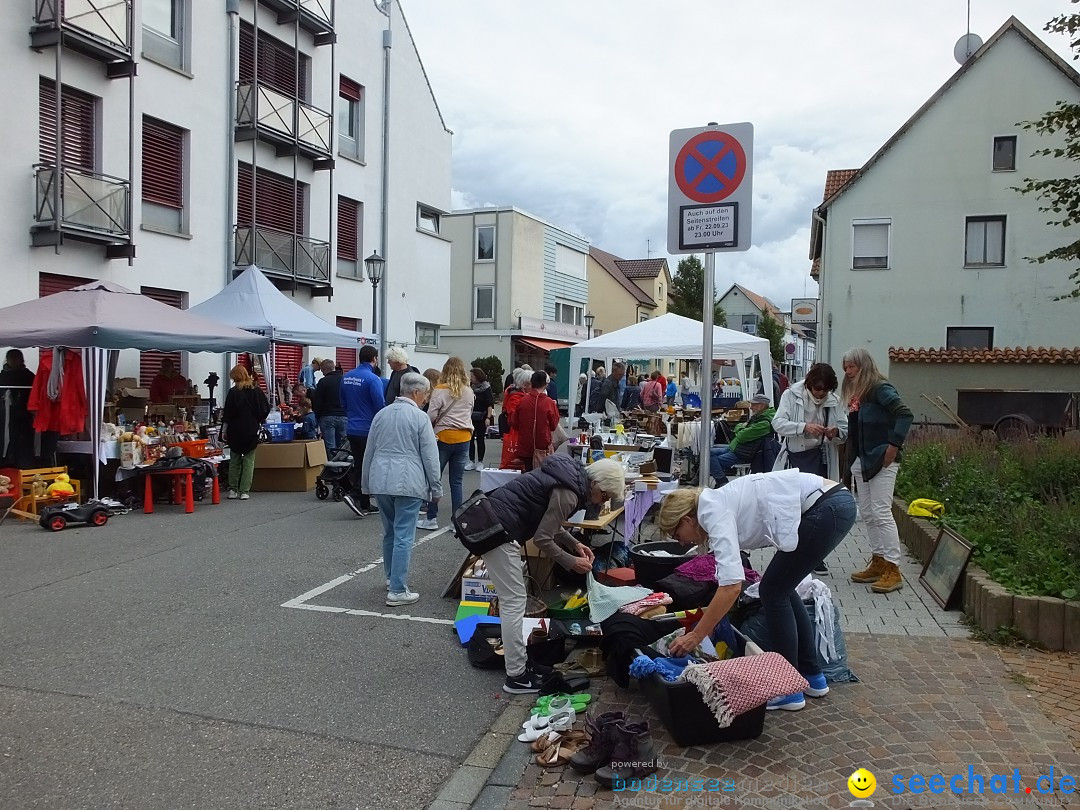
434, 519, 1080, 810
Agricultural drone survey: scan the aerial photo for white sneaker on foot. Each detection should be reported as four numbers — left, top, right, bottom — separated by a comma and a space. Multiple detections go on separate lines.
416, 518, 439, 530
227, 490, 238, 500
386, 590, 419, 606
239, 493, 250, 500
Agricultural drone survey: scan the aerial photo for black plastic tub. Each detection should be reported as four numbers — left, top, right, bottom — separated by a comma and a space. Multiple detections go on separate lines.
641, 672, 767, 746
630, 541, 696, 589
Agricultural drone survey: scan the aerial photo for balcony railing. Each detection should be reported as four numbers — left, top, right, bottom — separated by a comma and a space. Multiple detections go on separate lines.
235, 82, 333, 163
32, 0, 133, 65
34, 163, 130, 241
235, 225, 330, 284
258, 0, 335, 39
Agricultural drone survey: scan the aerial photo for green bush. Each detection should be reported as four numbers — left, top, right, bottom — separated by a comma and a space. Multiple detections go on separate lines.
896, 430, 1080, 600
472, 355, 505, 397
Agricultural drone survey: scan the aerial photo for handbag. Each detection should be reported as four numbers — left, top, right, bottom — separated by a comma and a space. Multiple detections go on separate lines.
786, 446, 826, 473
452, 492, 510, 555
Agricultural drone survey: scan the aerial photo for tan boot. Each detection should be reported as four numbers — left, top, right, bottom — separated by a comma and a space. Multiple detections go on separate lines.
871, 562, 904, 593
850, 554, 887, 584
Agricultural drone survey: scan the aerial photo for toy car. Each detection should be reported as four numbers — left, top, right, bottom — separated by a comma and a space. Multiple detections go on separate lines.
39, 502, 110, 532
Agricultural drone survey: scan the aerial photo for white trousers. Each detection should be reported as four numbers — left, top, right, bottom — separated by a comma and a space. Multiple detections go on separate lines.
851, 459, 902, 564
481, 541, 528, 678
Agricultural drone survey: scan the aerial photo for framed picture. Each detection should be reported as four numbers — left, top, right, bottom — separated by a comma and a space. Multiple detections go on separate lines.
919, 526, 974, 609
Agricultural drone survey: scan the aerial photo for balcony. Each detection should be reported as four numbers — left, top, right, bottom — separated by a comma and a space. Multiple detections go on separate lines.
235, 225, 331, 288
32, 164, 134, 258
235, 82, 334, 169
257, 0, 335, 44
31, 0, 136, 77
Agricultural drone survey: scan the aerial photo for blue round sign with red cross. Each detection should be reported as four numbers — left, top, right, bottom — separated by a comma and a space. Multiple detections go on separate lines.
675, 131, 747, 203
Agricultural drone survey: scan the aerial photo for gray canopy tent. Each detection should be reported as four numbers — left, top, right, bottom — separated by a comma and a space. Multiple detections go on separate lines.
0, 280, 271, 498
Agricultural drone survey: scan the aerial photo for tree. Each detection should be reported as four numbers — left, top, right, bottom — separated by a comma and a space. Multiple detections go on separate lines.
1016, 10, 1080, 299
756, 311, 786, 365
472, 355, 504, 397
668, 255, 727, 326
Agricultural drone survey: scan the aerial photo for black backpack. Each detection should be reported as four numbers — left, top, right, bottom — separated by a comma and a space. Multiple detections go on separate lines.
452, 492, 509, 556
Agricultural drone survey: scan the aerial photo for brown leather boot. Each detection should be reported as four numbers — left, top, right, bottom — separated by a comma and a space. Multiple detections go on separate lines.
850, 554, 887, 583
569, 712, 623, 774
871, 562, 904, 593
594, 721, 658, 788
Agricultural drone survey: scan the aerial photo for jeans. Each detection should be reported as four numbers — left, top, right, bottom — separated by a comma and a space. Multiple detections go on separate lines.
228, 447, 257, 494
469, 414, 487, 463
759, 489, 857, 673
375, 494, 423, 594
319, 416, 347, 456
851, 459, 901, 563
482, 540, 527, 677
427, 440, 469, 520
346, 434, 371, 510
709, 445, 740, 479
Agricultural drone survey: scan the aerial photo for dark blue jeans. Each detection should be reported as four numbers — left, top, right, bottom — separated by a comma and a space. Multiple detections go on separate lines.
758, 489, 857, 674
427, 440, 468, 520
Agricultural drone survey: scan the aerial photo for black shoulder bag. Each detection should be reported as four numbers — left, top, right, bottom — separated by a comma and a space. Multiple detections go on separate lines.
452, 492, 510, 556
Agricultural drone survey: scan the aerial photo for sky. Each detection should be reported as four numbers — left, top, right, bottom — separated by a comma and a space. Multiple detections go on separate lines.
401, 1, 1071, 312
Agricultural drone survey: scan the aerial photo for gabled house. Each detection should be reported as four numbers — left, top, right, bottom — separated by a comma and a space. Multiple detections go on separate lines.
809, 17, 1080, 374
717, 284, 814, 380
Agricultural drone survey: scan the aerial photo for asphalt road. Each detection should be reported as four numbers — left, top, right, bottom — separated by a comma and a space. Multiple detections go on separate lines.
0, 469, 508, 809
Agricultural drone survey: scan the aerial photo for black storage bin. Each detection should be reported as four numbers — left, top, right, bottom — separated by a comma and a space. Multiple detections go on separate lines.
630, 541, 697, 589
640, 671, 766, 747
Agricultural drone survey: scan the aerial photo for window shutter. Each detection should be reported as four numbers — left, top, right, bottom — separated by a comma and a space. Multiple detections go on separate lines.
238, 22, 307, 101
274, 343, 304, 388
335, 317, 359, 372
142, 117, 184, 208
339, 76, 361, 101
853, 223, 889, 266
237, 163, 306, 234
139, 287, 184, 389
39, 78, 95, 172
39, 273, 93, 297
337, 197, 358, 260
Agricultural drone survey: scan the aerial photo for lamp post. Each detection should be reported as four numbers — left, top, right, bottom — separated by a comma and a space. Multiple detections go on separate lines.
364, 251, 385, 336
584, 311, 595, 340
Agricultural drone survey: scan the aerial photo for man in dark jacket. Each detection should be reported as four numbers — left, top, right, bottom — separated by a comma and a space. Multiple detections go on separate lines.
384, 346, 420, 406
311, 359, 346, 456
341, 345, 384, 516
0, 349, 36, 468
480, 456, 624, 694
544, 364, 559, 407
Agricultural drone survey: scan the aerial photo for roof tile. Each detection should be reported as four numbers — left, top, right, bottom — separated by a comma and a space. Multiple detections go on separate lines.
888, 346, 1080, 364
615, 259, 666, 279
823, 169, 858, 201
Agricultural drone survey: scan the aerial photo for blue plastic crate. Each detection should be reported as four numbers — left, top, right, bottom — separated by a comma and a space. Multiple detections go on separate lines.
263, 422, 296, 442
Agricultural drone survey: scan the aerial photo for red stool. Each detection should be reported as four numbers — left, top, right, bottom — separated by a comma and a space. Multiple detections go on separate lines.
143, 468, 194, 514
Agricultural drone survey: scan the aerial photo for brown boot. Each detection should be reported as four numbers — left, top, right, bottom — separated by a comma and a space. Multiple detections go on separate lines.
871, 562, 904, 593
594, 721, 657, 788
850, 554, 887, 584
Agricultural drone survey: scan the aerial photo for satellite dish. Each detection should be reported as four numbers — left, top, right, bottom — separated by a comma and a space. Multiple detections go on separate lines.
954, 33, 983, 64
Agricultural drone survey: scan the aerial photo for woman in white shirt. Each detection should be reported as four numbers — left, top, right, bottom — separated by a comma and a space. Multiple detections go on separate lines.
657, 469, 856, 711
771, 363, 846, 480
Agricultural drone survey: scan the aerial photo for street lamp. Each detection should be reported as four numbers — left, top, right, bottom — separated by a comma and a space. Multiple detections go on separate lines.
364, 251, 385, 336
584, 311, 595, 340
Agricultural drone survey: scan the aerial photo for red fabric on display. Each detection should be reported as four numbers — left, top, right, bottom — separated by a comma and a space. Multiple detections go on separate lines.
28, 350, 88, 434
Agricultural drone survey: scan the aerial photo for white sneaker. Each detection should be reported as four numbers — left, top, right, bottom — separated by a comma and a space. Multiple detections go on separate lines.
416, 518, 439, 531
239, 493, 250, 500
473, 463, 485, 472
227, 490, 238, 500
386, 590, 419, 606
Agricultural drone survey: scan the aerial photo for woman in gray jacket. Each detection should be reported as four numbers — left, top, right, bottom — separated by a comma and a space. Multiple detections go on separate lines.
362, 373, 443, 607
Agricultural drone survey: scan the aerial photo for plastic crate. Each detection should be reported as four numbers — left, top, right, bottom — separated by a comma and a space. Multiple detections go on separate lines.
263, 422, 296, 442
630, 541, 696, 589
168, 439, 209, 458
641, 672, 766, 746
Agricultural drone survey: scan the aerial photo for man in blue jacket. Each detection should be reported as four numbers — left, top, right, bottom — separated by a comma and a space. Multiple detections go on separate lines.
341, 345, 384, 517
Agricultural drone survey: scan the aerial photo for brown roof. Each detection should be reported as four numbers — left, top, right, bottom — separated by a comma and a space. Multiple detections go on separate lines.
589, 247, 655, 307
615, 258, 666, 279
889, 346, 1080, 364
728, 283, 784, 320
823, 169, 858, 201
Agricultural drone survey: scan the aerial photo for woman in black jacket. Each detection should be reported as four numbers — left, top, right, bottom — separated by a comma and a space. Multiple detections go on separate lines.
222, 364, 271, 500
467, 367, 495, 470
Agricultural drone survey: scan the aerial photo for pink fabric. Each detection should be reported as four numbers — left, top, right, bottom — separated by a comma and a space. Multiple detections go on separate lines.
618, 592, 673, 615
680, 652, 808, 728
674, 555, 716, 582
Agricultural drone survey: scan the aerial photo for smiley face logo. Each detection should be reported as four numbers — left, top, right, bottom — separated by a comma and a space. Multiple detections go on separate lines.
848, 768, 877, 798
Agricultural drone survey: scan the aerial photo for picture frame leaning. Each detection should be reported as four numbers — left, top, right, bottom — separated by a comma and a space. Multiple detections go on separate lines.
919, 525, 974, 609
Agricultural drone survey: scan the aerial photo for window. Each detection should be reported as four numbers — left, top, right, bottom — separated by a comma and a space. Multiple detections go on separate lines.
852, 219, 890, 269
658, 283, 664, 300
237, 163, 306, 234
555, 243, 586, 278
417, 205, 440, 234
475, 225, 495, 261
554, 301, 583, 326
993, 136, 1016, 171
336, 317, 361, 371
142, 117, 186, 233
39, 78, 96, 171
741, 314, 758, 334
143, 0, 186, 70
415, 322, 439, 349
139, 287, 185, 388
239, 23, 309, 101
965, 216, 1005, 267
639, 313, 649, 323
337, 196, 362, 278
338, 76, 364, 160
946, 327, 993, 350
474, 286, 494, 321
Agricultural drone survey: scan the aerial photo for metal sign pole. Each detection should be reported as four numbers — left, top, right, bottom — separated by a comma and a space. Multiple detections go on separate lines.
698, 250, 715, 488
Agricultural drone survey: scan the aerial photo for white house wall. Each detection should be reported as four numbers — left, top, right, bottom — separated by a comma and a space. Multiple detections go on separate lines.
820, 28, 1079, 371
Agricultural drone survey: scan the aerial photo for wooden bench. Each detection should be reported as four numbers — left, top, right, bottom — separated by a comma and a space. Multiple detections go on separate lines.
4, 466, 81, 522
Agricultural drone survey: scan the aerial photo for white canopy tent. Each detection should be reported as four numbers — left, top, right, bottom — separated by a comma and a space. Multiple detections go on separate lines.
567, 313, 774, 417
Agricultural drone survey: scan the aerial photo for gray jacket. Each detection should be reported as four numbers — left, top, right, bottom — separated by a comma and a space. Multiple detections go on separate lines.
361, 397, 443, 501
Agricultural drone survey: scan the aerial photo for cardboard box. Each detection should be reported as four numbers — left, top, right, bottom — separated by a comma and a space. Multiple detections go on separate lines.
461, 576, 497, 603
119, 441, 143, 469
250, 439, 327, 492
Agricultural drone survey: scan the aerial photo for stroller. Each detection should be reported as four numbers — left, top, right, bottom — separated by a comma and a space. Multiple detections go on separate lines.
315, 439, 353, 501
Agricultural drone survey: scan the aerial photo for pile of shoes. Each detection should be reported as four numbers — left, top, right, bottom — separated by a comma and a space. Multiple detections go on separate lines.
570, 710, 657, 788
518, 694, 592, 767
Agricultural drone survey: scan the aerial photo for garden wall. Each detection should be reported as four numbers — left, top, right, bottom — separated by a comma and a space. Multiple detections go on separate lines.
892, 498, 1080, 652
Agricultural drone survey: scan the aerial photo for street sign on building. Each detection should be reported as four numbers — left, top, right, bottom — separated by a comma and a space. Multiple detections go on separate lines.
668, 123, 754, 254
790, 298, 818, 325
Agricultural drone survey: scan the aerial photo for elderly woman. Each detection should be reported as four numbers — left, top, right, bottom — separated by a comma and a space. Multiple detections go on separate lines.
362, 372, 443, 607
481, 457, 625, 694
657, 469, 857, 711
499, 367, 533, 469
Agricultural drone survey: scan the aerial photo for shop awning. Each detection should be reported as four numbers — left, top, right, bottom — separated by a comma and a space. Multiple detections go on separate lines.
517, 337, 574, 353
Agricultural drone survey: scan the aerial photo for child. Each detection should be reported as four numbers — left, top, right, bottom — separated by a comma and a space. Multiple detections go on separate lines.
296, 397, 319, 439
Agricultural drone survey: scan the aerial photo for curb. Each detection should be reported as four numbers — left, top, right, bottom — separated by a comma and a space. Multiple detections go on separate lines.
426, 697, 532, 810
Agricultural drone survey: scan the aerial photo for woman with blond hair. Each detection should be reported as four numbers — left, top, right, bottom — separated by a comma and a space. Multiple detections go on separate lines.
841, 348, 913, 594
658, 471, 856, 711
221, 364, 271, 500
418, 356, 475, 531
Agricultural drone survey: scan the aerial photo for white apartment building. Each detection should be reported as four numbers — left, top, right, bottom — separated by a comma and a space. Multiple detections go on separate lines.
2, 0, 451, 389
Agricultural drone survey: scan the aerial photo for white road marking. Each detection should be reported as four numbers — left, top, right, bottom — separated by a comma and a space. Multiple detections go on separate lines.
281, 526, 457, 626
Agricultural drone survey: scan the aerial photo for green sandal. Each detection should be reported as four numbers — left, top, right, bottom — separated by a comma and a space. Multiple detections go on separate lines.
528, 693, 592, 717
